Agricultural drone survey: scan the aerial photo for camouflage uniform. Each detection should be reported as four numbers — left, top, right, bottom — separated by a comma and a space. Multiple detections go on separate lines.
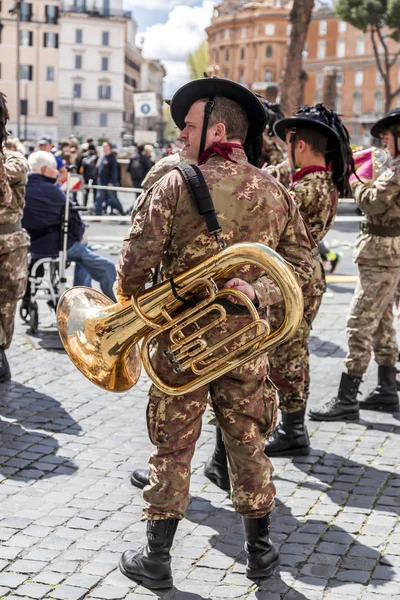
345, 156, 400, 375
142, 150, 188, 191
268, 166, 338, 412
0, 151, 30, 349
117, 147, 313, 520
261, 133, 285, 167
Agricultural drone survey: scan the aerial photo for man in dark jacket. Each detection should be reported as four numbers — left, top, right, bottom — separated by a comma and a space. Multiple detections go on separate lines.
94, 141, 125, 216
78, 143, 98, 207
22, 151, 117, 301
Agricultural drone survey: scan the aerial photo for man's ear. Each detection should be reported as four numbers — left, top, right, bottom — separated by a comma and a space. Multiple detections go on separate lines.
213, 122, 226, 141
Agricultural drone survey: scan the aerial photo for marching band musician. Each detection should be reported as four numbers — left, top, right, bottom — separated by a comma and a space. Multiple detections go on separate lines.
115, 77, 313, 590
264, 105, 355, 456
310, 108, 400, 420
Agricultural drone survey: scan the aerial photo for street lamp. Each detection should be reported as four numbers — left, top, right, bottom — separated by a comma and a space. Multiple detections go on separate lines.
9, 0, 22, 139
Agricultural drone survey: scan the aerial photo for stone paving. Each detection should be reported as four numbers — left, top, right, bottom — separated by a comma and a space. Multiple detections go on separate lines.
0, 282, 399, 600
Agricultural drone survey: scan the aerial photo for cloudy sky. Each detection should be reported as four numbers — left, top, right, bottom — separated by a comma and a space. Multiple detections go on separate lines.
125, 1, 219, 97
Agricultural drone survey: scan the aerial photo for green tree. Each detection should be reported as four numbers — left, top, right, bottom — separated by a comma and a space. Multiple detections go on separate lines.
187, 40, 209, 80
279, 0, 315, 115
163, 104, 178, 142
336, 0, 400, 112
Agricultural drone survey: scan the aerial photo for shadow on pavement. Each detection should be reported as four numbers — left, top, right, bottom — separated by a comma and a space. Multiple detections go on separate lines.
326, 282, 357, 295
289, 452, 400, 516
309, 335, 346, 358
0, 381, 80, 481
24, 327, 64, 352
184, 496, 394, 594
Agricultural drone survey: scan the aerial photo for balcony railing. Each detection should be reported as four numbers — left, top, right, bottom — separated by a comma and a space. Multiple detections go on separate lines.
63, 3, 132, 18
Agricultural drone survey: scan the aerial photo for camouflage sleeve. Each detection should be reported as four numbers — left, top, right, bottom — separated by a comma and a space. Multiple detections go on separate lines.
0, 153, 12, 208
116, 177, 178, 298
265, 160, 291, 189
4, 151, 29, 187
252, 191, 313, 308
351, 169, 400, 215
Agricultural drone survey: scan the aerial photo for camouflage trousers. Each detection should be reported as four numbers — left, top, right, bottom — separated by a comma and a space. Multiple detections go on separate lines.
268, 294, 323, 413
0, 246, 28, 349
345, 264, 400, 375
142, 312, 278, 521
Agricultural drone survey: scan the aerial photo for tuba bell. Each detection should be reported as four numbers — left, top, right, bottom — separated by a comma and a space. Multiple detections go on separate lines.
57, 242, 303, 396
353, 146, 390, 182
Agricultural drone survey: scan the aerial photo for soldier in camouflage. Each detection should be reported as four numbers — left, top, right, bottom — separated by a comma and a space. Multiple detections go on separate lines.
310, 108, 400, 420
263, 105, 354, 455
116, 78, 313, 590
260, 101, 286, 168
0, 93, 30, 382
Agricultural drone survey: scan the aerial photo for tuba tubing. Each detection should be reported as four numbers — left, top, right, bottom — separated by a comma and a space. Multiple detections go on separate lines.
57, 242, 304, 395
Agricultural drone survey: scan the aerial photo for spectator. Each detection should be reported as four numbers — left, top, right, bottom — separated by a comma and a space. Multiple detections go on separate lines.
22, 151, 116, 301
79, 143, 98, 207
94, 141, 125, 216
127, 146, 145, 190
38, 136, 68, 186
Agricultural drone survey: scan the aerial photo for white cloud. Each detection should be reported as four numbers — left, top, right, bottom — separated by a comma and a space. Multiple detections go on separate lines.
138, 1, 217, 97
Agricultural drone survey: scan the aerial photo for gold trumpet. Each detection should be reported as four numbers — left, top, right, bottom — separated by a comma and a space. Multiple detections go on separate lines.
57, 242, 303, 396
353, 146, 390, 182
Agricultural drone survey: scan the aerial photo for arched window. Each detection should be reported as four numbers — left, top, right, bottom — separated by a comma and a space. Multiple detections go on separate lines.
265, 69, 273, 82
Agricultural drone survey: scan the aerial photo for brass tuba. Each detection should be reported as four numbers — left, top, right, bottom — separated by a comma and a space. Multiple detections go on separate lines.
353, 146, 390, 182
57, 242, 303, 396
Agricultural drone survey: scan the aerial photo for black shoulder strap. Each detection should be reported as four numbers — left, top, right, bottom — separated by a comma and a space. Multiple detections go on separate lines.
176, 162, 225, 249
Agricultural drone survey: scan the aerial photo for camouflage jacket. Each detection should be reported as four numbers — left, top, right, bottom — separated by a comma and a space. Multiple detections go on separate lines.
117, 147, 313, 309
273, 165, 338, 296
0, 151, 30, 256
352, 154, 400, 267
261, 133, 286, 168
142, 150, 188, 191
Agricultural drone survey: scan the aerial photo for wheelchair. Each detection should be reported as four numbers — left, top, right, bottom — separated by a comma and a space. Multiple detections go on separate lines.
19, 255, 68, 333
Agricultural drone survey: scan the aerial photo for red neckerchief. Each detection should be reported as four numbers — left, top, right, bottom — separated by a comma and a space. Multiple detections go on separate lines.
198, 143, 243, 166
292, 164, 331, 183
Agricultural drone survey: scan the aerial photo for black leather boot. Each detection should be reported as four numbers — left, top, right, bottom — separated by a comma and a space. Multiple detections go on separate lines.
361, 365, 400, 412
264, 408, 310, 456
308, 372, 361, 421
131, 468, 150, 489
119, 518, 179, 590
0, 348, 11, 383
204, 427, 230, 491
243, 512, 280, 581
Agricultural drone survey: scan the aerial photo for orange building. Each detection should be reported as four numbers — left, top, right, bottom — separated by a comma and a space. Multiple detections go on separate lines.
304, 10, 400, 143
207, 2, 400, 144
206, 0, 292, 100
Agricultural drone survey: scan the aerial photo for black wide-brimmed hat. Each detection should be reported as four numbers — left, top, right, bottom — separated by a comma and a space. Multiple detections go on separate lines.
170, 78, 266, 144
371, 108, 400, 138
274, 105, 340, 150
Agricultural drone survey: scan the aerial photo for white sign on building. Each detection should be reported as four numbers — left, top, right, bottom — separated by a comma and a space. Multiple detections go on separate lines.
134, 92, 159, 118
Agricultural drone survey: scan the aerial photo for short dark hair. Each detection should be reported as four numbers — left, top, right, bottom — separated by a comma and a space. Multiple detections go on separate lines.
294, 128, 328, 155
206, 96, 249, 144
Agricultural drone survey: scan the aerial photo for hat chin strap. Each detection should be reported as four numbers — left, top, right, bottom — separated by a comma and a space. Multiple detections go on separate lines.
289, 129, 298, 171
199, 99, 215, 159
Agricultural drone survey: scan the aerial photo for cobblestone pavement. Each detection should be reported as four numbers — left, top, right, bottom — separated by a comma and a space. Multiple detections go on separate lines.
1, 280, 399, 600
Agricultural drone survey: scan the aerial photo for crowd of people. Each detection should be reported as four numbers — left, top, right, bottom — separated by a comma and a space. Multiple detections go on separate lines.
1, 77, 400, 593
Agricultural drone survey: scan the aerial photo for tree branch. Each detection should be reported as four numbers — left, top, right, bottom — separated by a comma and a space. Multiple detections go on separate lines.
370, 26, 385, 80
389, 47, 400, 68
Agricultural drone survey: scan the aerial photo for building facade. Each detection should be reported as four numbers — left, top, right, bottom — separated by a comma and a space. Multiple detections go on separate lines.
0, 0, 60, 141
206, 0, 292, 100
58, 0, 138, 143
137, 58, 166, 142
123, 18, 142, 138
303, 9, 400, 144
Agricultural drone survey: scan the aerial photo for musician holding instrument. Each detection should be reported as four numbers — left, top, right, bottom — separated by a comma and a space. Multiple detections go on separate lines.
261, 105, 355, 455
310, 108, 400, 421
114, 78, 313, 590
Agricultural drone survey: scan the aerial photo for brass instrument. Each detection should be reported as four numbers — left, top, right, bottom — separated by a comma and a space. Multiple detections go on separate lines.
57, 242, 303, 396
353, 146, 390, 182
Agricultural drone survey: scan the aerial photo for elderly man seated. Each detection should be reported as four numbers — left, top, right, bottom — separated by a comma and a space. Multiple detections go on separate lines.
22, 151, 116, 301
